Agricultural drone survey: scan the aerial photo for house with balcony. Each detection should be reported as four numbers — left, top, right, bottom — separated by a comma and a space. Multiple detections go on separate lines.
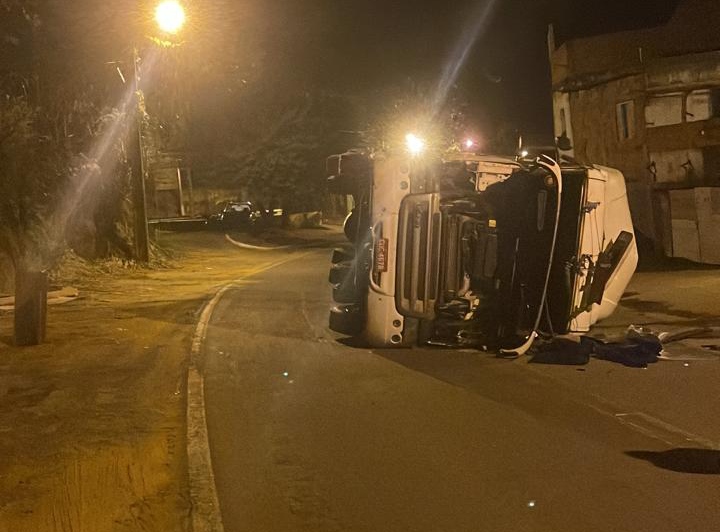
548, 0, 720, 263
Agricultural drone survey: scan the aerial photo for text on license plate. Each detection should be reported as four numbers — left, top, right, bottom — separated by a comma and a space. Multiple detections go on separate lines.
374, 238, 388, 272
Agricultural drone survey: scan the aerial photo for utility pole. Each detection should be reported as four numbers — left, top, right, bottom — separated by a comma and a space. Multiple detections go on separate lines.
132, 45, 151, 263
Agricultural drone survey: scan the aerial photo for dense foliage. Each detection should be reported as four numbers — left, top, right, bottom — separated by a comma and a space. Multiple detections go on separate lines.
0, 1, 142, 291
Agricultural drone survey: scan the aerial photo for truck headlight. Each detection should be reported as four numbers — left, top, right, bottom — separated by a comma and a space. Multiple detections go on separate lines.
405, 133, 425, 156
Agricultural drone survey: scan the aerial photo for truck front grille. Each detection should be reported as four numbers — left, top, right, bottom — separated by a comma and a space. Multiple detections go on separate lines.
396, 194, 441, 319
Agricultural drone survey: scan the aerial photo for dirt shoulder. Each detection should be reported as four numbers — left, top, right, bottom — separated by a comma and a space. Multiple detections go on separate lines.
0, 231, 314, 532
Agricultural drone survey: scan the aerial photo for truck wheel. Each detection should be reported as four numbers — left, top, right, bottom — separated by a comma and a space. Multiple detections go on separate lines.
331, 247, 354, 264
343, 210, 358, 242
332, 280, 359, 304
328, 261, 353, 285
328, 304, 363, 336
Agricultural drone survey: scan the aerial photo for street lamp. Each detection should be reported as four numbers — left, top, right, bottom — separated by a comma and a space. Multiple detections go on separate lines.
132, 1, 187, 263
155, 1, 186, 34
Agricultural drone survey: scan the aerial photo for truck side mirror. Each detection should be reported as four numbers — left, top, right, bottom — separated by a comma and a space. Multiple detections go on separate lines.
325, 155, 341, 178
556, 133, 572, 152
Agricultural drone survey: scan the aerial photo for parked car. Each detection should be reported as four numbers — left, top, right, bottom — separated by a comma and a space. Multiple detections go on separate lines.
206, 201, 284, 232
206, 201, 259, 231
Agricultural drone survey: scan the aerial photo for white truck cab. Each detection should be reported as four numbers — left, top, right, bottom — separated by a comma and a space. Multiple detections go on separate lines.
326, 150, 637, 354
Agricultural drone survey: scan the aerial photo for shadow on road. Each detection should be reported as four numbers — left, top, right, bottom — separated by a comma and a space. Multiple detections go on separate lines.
626, 448, 720, 475
373, 346, 538, 406
336, 336, 372, 349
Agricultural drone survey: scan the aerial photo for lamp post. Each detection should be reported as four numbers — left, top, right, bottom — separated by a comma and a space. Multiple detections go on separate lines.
132, 44, 150, 263
132, 0, 186, 263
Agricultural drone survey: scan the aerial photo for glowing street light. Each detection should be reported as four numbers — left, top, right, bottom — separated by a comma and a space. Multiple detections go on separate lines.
155, 1, 186, 34
464, 138, 475, 150
405, 133, 425, 156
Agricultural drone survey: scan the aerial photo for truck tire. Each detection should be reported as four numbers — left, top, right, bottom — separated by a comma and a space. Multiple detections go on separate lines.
328, 304, 363, 336
328, 261, 353, 285
331, 247, 354, 264
332, 280, 360, 304
343, 210, 358, 242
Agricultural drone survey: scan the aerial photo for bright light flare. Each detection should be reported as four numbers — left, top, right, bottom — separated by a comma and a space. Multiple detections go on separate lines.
155, 1, 186, 34
405, 133, 425, 156
464, 138, 475, 150
520, 149, 529, 158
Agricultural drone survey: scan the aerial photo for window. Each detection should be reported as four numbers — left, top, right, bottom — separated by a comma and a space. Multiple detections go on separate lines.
686, 90, 712, 122
644, 93, 683, 127
616, 101, 635, 140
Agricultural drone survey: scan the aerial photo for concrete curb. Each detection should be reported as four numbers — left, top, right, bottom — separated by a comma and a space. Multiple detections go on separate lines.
187, 367, 225, 532
225, 234, 292, 251
187, 285, 231, 532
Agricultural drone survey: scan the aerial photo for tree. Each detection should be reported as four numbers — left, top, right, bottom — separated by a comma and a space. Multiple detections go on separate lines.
0, 1, 66, 285
0, 0, 162, 308
217, 90, 356, 213
0, 95, 66, 276
356, 78, 472, 157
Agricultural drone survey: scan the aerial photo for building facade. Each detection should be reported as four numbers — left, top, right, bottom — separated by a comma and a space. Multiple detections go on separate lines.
549, 0, 720, 262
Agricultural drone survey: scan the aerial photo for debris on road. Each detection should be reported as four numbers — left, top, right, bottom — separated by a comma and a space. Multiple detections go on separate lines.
530, 324, 720, 367
528, 337, 592, 365
583, 330, 660, 368
530, 329, 659, 368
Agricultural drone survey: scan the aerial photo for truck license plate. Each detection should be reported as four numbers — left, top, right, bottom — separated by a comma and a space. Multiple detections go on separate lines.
375, 238, 388, 272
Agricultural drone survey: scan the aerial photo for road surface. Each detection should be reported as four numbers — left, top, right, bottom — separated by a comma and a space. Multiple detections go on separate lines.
201, 246, 720, 532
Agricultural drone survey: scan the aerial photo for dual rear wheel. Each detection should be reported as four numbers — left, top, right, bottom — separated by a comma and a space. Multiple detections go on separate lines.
328, 246, 364, 336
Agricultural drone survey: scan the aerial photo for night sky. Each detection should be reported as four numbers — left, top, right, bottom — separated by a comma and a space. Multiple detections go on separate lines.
248, 0, 681, 141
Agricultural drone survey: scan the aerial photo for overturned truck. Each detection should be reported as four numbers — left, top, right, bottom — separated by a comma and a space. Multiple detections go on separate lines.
326, 151, 638, 356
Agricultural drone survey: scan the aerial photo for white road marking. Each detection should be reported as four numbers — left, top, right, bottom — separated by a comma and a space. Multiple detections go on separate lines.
582, 398, 720, 450
526, 363, 720, 451
614, 412, 720, 450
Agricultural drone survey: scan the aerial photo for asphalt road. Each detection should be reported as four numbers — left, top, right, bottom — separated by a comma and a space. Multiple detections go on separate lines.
202, 247, 720, 532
